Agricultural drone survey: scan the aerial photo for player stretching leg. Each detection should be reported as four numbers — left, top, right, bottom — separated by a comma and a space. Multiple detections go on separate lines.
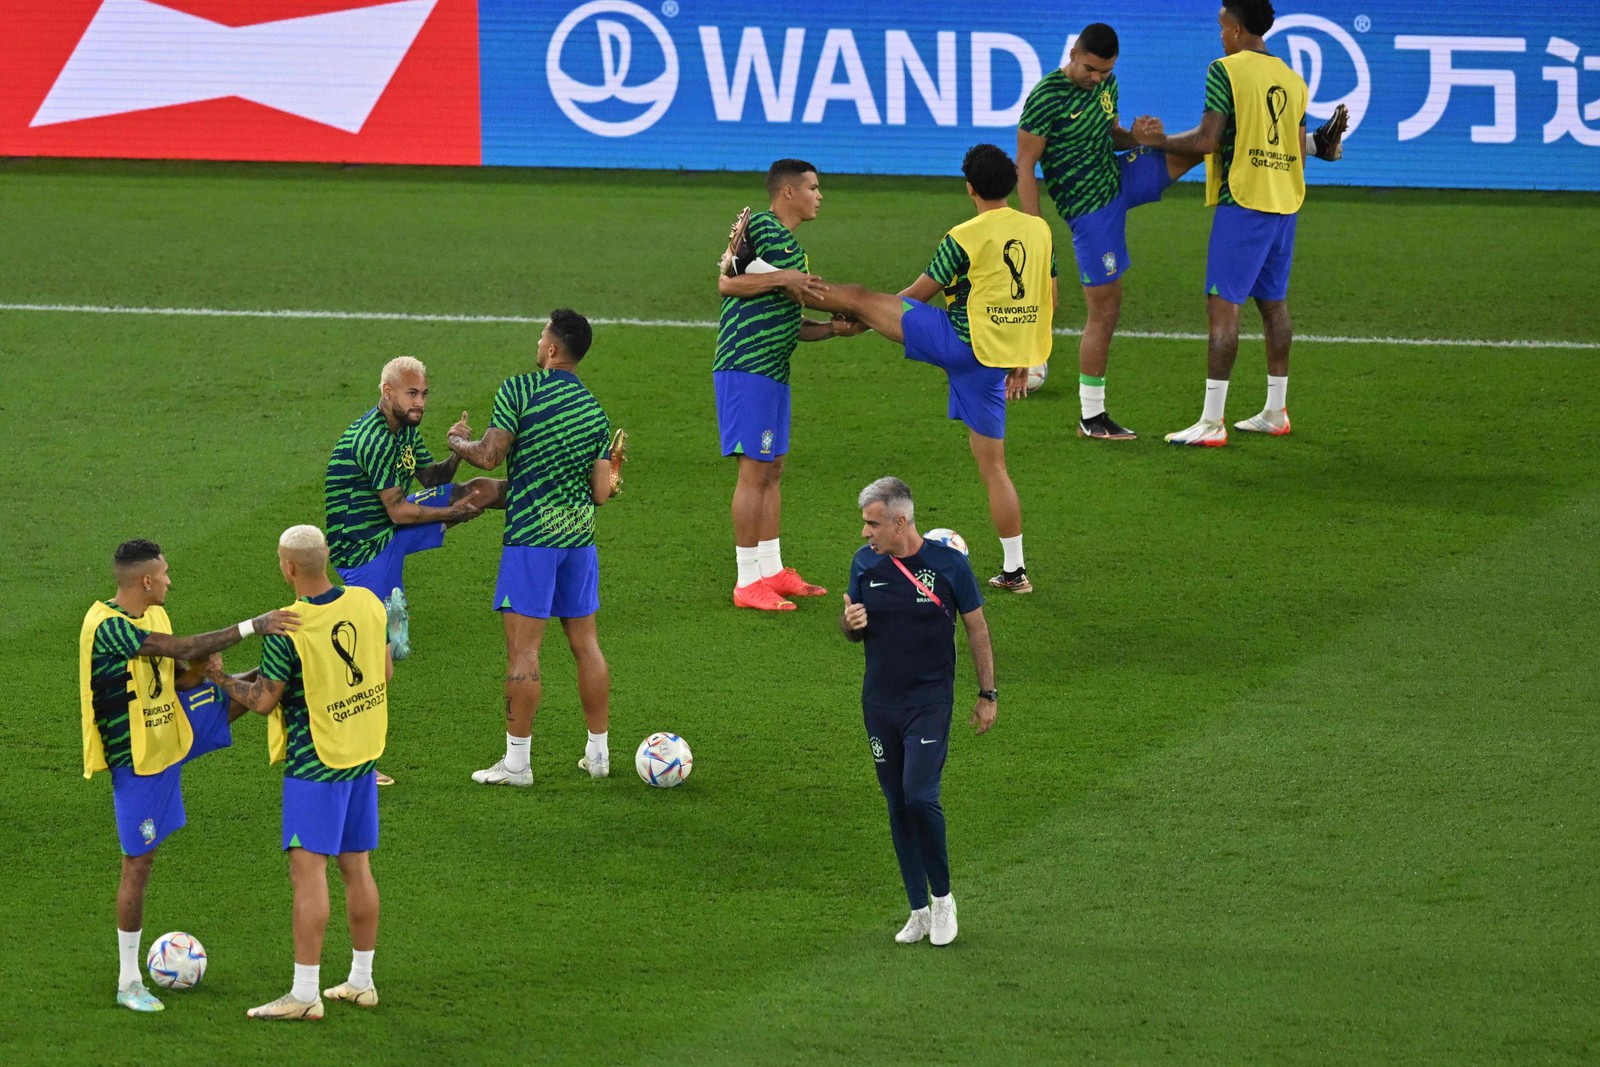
715, 159, 854, 611
209, 526, 392, 1020
809, 145, 1055, 593
1016, 22, 1205, 440
448, 310, 626, 785
80, 539, 298, 1012
1132, 1, 1347, 445
325, 356, 497, 784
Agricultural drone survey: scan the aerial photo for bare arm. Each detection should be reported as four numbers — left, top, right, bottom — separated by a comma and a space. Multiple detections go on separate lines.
1134, 110, 1226, 157
961, 606, 997, 735
1109, 118, 1140, 151
719, 270, 828, 305
1016, 129, 1048, 216
205, 664, 288, 715
448, 425, 514, 471
590, 459, 615, 506
377, 484, 481, 526
135, 609, 299, 662
898, 274, 944, 302
799, 318, 846, 341
414, 452, 462, 488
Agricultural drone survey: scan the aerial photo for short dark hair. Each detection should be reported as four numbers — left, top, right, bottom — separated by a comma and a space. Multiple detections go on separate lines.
114, 539, 162, 571
765, 158, 817, 198
548, 308, 593, 362
962, 143, 1017, 201
1223, 0, 1275, 36
1076, 23, 1119, 60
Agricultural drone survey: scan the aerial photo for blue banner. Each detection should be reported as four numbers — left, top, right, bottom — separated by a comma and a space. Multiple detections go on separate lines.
480, 1, 1600, 191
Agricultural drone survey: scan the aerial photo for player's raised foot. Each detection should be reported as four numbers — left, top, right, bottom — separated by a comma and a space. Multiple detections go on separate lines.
763, 567, 828, 597
471, 758, 532, 787
1313, 103, 1350, 160
247, 992, 324, 1020
1164, 419, 1228, 447
578, 754, 610, 779
988, 568, 1033, 594
895, 908, 931, 944
1233, 408, 1292, 436
375, 771, 394, 786
1077, 412, 1138, 440
323, 981, 379, 1008
733, 581, 796, 612
116, 980, 164, 1013
384, 587, 411, 660
930, 894, 958, 947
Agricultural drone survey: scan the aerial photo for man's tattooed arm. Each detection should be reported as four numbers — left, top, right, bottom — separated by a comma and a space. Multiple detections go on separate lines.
207, 666, 288, 714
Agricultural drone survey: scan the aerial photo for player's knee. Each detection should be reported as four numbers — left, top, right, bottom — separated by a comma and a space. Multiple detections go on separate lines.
902, 789, 943, 824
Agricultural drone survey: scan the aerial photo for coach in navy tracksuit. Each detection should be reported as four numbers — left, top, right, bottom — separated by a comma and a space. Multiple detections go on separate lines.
841, 476, 997, 947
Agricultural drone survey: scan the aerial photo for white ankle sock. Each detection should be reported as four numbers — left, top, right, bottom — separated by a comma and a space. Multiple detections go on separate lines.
292, 962, 320, 1003
756, 538, 782, 579
504, 732, 531, 774
586, 731, 609, 762
735, 545, 761, 587
1202, 379, 1230, 423
348, 949, 374, 990
1000, 535, 1025, 572
1079, 382, 1106, 419
118, 928, 142, 987
1266, 375, 1287, 412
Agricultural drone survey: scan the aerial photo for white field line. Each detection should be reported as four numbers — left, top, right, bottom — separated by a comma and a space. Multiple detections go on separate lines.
1, 302, 1597, 351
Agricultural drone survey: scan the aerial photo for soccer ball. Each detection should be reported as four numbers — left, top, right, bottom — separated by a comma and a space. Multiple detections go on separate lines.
636, 732, 693, 788
1025, 362, 1049, 394
147, 931, 207, 990
923, 528, 969, 556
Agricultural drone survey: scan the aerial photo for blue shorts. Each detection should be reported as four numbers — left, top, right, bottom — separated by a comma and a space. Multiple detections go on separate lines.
335, 484, 456, 597
109, 685, 235, 856
1066, 147, 1173, 287
901, 300, 1008, 440
1206, 204, 1298, 304
282, 771, 379, 855
494, 545, 600, 619
713, 370, 789, 462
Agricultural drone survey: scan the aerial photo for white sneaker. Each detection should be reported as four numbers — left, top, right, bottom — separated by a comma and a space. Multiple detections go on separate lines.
246, 992, 324, 1020
1164, 418, 1228, 447
930, 894, 958, 946
578, 754, 610, 778
1234, 408, 1292, 436
895, 908, 931, 944
471, 758, 532, 787
323, 981, 379, 1007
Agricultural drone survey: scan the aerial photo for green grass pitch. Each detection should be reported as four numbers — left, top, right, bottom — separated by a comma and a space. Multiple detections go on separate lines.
0, 159, 1597, 1064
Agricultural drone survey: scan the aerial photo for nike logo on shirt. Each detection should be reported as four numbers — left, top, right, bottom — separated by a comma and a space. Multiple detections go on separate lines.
920, 738, 939, 745
869, 581, 888, 587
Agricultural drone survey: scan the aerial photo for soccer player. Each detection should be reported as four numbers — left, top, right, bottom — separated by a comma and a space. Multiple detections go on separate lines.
326, 355, 497, 784
839, 477, 997, 947
715, 158, 853, 611
207, 525, 391, 1021
79, 539, 298, 1012
1131, 1, 1347, 445
806, 144, 1054, 593
446, 309, 625, 786
1016, 22, 1204, 440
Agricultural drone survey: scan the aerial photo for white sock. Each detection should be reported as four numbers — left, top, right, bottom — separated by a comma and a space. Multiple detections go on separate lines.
118, 928, 142, 987
504, 732, 531, 774
1202, 379, 1230, 423
756, 538, 783, 579
1266, 374, 1288, 412
586, 730, 609, 763
348, 949, 374, 991
292, 962, 320, 1003
1079, 382, 1106, 419
1000, 535, 1025, 572
735, 545, 761, 587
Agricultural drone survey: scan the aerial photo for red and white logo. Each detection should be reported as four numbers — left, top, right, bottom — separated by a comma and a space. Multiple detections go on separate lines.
0, 0, 481, 164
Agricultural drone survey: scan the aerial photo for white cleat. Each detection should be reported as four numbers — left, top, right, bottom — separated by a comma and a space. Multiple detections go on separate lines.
578, 754, 610, 779
323, 981, 379, 1007
1233, 408, 1292, 436
246, 992, 324, 1020
471, 758, 532, 787
1164, 418, 1228, 447
895, 908, 931, 944
930, 894, 958, 947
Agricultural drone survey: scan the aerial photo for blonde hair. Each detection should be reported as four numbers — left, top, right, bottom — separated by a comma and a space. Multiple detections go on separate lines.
380, 355, 427, 391
278, 525, 328, 552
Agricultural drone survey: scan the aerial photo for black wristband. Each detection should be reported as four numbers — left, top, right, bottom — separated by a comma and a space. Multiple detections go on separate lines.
977, 689, 997, 702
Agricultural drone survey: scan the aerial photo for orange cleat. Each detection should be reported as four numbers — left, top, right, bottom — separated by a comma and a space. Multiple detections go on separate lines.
763, 567, 828, 597
733, 581, 796, 611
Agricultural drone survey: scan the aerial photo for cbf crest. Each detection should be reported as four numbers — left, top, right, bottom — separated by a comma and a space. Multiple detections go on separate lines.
869, 736, 885, 763
396, 443, 417, 475
139, 818, 157, 845
760, 429, 775, 455
1102, 251, 1118, 276
1099, 89, 1115, 117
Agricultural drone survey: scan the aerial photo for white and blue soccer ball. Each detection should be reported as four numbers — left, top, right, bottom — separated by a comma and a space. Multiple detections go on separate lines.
1025, 362, 1049, 394
636, 732, 693, 788
923, 528, 969, 556
147, 931, 207, 990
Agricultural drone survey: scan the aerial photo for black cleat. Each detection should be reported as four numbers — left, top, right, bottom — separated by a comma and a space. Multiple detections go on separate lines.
1077, 412, 1138, 440
1312, 103, 1349, 161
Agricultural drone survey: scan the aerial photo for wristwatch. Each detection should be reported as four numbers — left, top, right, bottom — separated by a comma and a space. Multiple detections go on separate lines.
977, 689, 998, 702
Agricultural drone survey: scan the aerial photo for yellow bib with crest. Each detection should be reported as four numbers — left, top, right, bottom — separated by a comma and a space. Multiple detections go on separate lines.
948, 207, 1055, 368
78, 602, 193, 778
266, 588, 388, 769
1206, 51, 1308, 214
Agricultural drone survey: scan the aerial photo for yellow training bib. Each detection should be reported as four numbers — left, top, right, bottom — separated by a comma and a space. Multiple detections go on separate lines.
267, 588, 388, 769
948, 207, 1055, 368
79, 602, 193, 778
1206, 51, 1309, 214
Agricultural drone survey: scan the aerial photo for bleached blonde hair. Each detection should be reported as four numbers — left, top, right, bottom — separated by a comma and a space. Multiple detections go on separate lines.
278, 525, 328, 552
380, 355, 427, 391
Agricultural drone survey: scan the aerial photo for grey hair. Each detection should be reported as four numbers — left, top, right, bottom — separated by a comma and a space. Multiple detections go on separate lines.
380, 355, 427, 391
858, 476, 914, 522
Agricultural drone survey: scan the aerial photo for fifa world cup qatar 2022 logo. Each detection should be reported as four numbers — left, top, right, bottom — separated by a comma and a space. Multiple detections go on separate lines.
547, 0, 680, 137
